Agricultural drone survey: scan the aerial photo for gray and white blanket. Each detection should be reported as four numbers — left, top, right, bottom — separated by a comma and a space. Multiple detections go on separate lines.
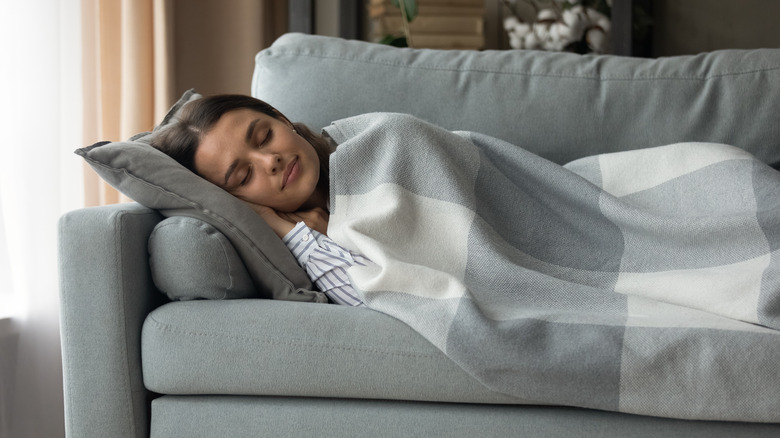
324, 113, 780, 422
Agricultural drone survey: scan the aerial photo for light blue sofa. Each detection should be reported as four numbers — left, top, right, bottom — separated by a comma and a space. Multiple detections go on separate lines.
59, 33, 780, 437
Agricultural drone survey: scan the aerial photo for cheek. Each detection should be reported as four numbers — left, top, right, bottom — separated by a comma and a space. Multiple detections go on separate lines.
240, 184, 269, 205
302, 143, 321, 174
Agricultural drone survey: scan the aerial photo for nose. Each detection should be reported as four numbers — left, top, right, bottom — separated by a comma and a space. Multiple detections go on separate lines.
257, 153, 282, 174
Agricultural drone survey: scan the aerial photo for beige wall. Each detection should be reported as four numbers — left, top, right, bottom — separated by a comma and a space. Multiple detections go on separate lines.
653, 0, 780, 56
173, 0, 287, 97
316, 0, 340, 37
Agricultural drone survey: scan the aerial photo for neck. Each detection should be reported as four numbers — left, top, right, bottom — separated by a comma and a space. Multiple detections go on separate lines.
302, 183, 329, 212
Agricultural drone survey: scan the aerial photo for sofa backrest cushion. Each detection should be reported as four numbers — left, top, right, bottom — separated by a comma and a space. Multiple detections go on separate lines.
253, 33, 780, 167
76, 90, 326, 303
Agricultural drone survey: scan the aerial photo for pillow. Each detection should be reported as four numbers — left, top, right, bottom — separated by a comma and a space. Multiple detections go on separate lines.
76, 89, 326, 303
149, 216, 255, 301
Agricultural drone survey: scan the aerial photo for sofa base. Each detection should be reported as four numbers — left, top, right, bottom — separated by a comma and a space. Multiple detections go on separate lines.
150, 395, 780, 438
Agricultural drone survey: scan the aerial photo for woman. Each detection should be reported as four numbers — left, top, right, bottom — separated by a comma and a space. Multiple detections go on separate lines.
150, 95, 780, 422
152, 94, 368, 306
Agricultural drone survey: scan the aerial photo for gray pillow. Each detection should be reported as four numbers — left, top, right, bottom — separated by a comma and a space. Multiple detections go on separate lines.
76, 89, 326, 303
149, 216, 255, 301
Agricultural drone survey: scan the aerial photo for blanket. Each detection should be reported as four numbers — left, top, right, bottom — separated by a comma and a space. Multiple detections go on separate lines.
324, 113, 780, 422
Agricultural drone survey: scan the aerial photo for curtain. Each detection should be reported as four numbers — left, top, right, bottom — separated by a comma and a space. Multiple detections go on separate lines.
81, 0, 176, 206
0, 0, 84, 436
80, 0, 286, 207
0, 1, 286, 435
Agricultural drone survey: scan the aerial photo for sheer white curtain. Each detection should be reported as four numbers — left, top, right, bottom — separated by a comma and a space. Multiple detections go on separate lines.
0, 0, 83, 436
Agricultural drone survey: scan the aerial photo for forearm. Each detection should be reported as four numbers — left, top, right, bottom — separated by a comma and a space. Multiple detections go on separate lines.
282, 222, 368, 306
243, 202, 367, 306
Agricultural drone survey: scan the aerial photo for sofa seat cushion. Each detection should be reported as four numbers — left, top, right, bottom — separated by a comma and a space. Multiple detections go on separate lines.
141, 299, 532, 404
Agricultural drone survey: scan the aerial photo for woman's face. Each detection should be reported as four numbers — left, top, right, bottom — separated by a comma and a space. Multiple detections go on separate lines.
194, 108, 321, 212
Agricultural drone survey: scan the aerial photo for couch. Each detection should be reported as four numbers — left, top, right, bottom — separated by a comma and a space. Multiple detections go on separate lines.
59, 33, 780, 437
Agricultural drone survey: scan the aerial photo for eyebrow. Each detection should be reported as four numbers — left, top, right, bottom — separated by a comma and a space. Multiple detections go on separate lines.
223, 159, 239, 187
223, 118, 260, 187
245, 118, 259, 143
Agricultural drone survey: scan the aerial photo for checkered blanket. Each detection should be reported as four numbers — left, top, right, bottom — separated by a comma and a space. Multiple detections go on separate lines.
325, 113, 780, 422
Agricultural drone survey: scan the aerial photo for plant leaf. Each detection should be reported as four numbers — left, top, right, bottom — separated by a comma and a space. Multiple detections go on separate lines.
390, 0, 418, 22
379, 34, 409, 47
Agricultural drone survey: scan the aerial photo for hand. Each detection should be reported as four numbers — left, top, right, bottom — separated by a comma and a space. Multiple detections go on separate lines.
243, 202, 296, 238
244, 202, 329, 238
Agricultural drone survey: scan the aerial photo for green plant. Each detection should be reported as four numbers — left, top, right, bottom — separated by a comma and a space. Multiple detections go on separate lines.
379, 0, 418, 47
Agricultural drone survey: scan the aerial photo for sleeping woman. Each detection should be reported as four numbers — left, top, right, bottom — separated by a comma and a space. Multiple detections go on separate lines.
151, 93, 780, 420
151, 94, 369, 306
151, 92, 780, 324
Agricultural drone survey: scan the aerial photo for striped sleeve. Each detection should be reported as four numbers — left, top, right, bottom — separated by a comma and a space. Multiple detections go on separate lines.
282, 222, 368, 307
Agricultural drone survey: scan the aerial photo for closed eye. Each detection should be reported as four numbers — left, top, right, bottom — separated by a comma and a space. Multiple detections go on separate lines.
259, 128, 272, 147
240, 165, 252, 186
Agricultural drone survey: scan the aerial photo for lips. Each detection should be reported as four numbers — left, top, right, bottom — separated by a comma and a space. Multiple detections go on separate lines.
282, 157, 299, 189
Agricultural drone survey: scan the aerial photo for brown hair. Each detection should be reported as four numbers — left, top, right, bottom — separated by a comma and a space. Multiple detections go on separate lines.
151, 94, 332, 201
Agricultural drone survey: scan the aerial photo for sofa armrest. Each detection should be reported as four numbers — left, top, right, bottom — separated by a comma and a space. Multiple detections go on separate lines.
58, 203, 165, 438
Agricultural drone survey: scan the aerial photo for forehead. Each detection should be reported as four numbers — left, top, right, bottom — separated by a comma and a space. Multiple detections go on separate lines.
210, 108, 263, 134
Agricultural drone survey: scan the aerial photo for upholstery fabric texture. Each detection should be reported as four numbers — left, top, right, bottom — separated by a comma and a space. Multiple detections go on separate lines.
148, 216, 255, 301
254, 33, 780, 167
141, 299, 525, 404
150, 396, 780, 438
59, 204, 163, 438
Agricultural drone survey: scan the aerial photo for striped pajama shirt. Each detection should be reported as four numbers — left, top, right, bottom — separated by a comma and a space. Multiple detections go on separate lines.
282, 222, 369, 306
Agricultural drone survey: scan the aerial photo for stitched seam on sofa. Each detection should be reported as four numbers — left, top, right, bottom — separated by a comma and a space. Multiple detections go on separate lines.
146, 314, 441, 360
83, 156, 294, 291
262, 50, 780, 82
213, 225, 240, 299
